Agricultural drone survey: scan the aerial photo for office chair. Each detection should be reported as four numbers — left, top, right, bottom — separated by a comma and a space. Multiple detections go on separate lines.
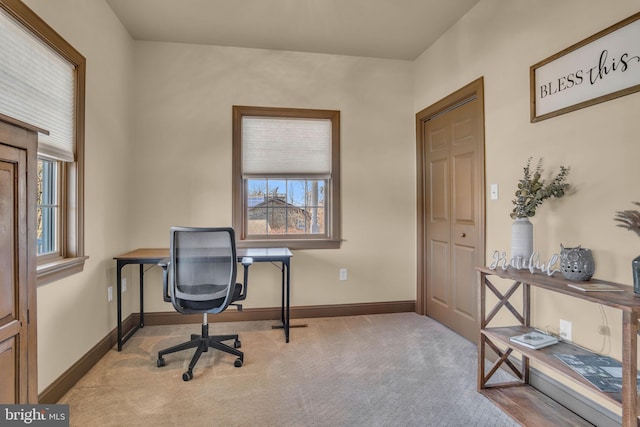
156, 227, 252, 381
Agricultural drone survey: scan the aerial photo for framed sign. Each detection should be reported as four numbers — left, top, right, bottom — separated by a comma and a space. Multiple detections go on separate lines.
530, 11, 640, 122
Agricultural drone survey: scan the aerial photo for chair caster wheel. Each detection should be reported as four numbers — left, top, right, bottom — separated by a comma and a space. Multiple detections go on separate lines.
157, 358, 165, 367
234, 340, 241, 348
234, 358, 243, 368
182, 371, 193, 381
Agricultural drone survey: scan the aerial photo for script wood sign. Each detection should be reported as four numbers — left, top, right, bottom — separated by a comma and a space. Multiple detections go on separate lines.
531, 11, 640, 122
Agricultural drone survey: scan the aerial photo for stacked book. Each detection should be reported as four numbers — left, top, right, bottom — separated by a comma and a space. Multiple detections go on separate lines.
509, 331, 559, 350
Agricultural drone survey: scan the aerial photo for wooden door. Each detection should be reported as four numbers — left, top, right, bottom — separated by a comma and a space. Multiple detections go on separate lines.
0, 118, 38, 403
416, 78, 485, 343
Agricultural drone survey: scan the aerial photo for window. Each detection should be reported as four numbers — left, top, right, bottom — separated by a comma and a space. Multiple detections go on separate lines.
1, 2, 86, 284
37, 158, 59, 257
233, 106, 341, 249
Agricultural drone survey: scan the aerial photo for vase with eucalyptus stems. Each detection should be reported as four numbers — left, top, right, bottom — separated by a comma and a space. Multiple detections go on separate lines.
510, 157, 570, 267
614, 202, 640, 293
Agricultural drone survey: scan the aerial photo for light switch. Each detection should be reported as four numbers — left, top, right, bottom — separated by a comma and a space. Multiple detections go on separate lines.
490, 184, 499, 200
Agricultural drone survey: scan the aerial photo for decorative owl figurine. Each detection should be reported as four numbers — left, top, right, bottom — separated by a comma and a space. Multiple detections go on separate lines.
560, 245, 595, 281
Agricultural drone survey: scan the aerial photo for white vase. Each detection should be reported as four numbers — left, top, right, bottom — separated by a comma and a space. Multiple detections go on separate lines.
511, 217, 533, 268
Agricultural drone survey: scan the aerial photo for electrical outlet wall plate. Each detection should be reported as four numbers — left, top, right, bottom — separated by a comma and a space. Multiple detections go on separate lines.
559, 319, 572, 342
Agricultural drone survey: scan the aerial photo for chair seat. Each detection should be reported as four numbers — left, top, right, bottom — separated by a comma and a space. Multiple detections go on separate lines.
177, 283, 243, 311
178, 283, 227, 298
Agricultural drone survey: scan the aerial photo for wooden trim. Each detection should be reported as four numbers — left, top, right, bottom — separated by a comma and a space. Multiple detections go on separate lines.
231, 105, 341, 250
73, 59, 86, 258
38, 316, 136, 404
139, 308, 282, 325
0, 113, 48, 135
1, 0, 88, 284
0, 0, 84, 65
0, 118, 36, 150
415, 112, 426, 315
415, 77, 486, 316
36, 256, 89, 287
140, 300, 416, 326
25, 128, 38, 404
37, 301, 414, 403
290, 300, 414, 319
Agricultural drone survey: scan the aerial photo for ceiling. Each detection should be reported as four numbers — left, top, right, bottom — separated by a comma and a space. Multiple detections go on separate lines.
105, 0, 480, 60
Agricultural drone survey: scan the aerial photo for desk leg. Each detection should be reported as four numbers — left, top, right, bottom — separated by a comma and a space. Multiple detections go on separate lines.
116, 261, 123, 351
280, 263, 285, 326
139, 264, 145, 328
285, 259, 290, 343
117, 261, 147, 351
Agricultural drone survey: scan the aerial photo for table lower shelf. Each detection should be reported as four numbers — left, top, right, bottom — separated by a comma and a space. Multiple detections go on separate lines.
482, 326, 627, 407
480, 385, 593, 426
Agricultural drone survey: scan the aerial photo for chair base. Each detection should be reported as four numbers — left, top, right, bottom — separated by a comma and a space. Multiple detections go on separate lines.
157, 322, 244, 381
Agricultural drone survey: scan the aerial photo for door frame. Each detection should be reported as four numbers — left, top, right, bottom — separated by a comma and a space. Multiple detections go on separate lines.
415, 77, 486, 315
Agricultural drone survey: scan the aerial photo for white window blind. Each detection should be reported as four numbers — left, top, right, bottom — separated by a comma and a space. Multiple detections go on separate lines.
0, 7, 75, 162
242, 116, 331, 176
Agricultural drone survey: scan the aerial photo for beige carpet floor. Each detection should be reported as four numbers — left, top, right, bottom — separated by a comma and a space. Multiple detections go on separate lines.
58, 312, 518, 426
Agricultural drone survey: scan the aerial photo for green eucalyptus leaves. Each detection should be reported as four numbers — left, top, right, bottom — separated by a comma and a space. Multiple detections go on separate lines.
511, 157, 570, 219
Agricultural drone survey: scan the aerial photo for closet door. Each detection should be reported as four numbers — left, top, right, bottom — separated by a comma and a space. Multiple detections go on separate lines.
0, 119, 38, 403
417, 80, 485, 344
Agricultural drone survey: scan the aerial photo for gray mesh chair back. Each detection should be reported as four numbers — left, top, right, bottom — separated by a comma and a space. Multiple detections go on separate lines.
170, 227, 237, 314
157, 226, 252, 381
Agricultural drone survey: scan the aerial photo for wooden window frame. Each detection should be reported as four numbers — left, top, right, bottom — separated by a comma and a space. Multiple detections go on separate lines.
1, 0, 87, 284
232, 106, 341, 250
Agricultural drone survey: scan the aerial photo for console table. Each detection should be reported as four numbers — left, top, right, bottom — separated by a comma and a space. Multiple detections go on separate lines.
477, 266, 640, 426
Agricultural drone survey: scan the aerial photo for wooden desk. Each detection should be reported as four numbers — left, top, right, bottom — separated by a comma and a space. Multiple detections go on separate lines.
113, 247, 293, 351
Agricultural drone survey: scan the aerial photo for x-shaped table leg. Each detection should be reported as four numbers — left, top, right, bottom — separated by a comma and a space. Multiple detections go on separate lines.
484, 277, 526, 325
480, 335, 525, 387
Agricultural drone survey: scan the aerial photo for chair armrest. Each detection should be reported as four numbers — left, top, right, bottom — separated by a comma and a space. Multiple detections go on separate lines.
158, 258, 171, 302
235, 257, 253, 302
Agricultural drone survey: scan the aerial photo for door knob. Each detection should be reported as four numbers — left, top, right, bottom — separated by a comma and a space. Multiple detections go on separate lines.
461, 233, 466, 238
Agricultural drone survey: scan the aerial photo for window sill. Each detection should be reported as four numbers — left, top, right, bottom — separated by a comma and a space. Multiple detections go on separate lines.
37, 256, 89, 286
237, 239, 342, 250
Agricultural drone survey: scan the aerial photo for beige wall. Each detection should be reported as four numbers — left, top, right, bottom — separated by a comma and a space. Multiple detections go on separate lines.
413, 0, 640, 407
415, 1, 640, 285
23, 0, 135, 392
129, 42, 416, 311
20, 0, 640, 398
